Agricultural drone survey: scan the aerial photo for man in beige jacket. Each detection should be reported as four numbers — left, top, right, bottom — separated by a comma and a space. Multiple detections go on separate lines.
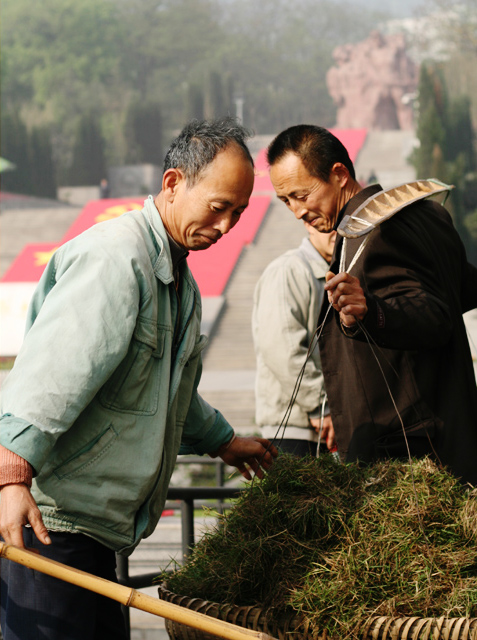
252, 222, 336, 456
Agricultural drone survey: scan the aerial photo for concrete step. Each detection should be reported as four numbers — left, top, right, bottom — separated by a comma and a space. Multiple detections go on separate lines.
127, 514, 219, 636
354, 130, 417, 189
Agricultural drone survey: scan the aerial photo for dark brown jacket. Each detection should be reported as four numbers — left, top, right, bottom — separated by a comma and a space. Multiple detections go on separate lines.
319, 185, 477, 485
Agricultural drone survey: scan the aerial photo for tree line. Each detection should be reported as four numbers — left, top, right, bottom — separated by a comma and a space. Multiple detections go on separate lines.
0, 0, 386, 192
410, 0, 477, 260
1, 0, 476, 212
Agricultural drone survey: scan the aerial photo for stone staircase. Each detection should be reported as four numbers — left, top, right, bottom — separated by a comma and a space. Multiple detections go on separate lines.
354, 129, 417, 189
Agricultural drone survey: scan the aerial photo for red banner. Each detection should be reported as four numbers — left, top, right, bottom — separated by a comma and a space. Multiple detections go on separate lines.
1, 132, 367, 288
61, 198, 145, 242
1, 244, 59, 283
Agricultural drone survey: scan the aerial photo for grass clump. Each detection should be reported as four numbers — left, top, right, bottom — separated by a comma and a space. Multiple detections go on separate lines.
163, 455, 477, 639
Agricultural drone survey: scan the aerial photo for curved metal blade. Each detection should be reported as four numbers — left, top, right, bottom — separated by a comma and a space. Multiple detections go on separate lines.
338, 179, 454, 238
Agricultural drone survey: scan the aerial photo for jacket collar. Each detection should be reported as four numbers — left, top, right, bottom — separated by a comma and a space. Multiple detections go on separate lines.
143, 195, 176, 285
330, 185, 383, 271
333, 184, 383, 231
299, 236, 330, 278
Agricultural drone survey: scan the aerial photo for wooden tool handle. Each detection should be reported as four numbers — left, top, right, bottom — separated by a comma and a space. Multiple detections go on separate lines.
0, 541, 276, 640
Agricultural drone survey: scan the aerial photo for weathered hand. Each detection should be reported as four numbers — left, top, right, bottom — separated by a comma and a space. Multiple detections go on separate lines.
0, 483, 51, 549
218, 436, 278, 480
324, 271, 367, 327
310, 415, 336, 450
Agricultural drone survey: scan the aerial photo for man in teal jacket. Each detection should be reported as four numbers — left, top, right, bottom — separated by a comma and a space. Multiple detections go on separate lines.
0, 117, 277, 640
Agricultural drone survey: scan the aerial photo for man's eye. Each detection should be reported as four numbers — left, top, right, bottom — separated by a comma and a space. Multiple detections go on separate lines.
212, 206, 225, 212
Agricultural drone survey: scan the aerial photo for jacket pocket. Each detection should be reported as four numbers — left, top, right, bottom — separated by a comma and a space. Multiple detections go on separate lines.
54, 425, 117, 480
99, 321, 165, 415
185, 334, 208, 363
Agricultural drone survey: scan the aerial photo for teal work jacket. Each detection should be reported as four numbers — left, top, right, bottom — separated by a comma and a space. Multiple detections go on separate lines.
0, 196, 233, 555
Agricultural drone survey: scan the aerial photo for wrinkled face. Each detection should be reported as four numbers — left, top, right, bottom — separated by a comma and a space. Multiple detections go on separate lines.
304, 222, 336, 263
270, 152, 342, 233
169, 146, 254, 251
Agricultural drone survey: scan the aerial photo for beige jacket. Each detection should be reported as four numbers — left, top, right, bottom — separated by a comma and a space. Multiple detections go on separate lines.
252, 237, 328, 439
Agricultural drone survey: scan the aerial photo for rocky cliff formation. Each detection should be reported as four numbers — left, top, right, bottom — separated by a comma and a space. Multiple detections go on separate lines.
326, 31, 418, 130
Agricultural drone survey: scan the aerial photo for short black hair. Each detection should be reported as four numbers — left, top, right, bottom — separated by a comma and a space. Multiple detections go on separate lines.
267, 124, 355, 181
163, 116, 254, 186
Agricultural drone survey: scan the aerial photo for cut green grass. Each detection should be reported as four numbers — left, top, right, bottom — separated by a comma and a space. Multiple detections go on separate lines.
163, 455, 477, 639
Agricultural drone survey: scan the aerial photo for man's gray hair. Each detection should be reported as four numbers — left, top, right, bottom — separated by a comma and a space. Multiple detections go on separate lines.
163, 117, 254, 185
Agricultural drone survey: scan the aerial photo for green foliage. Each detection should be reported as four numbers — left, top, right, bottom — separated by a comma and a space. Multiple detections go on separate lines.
412, 61, 477, 260
412, 65, 448, 178
29, 127, 57, 198
1, 112, 56, 197
125, 102, 163, 165
0, 0, 392, 183
163, 456, 477, 639
448, 96, 476, 171
1, 0, 125, 116
68, 114, 106, 186
204, 71, 230, 120
1, 112, 32, 194
185, 85, 205, 122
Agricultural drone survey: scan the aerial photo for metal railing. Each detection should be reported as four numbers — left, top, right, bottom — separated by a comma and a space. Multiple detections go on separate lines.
116, 458, 245, 638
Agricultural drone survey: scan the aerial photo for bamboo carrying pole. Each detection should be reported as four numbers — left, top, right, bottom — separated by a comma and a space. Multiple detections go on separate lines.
0, 542, 276, 640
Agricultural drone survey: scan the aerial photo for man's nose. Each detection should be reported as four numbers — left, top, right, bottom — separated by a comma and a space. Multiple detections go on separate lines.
215, 212, 235, 235
292, 201, 308, 220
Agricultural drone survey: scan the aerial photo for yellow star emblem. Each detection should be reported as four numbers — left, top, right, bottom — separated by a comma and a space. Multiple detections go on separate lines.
34, 247, 59, 266
95, 202, 143, 223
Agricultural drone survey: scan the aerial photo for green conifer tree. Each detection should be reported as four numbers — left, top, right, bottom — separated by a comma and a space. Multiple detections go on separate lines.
412, 64, 448, 180
125, 102, 163, 165
185, 84, 204, 122
68, 114, 106, 186
30, 126, 57, 198
204, 71, 226, 119
0, 112, 32, 194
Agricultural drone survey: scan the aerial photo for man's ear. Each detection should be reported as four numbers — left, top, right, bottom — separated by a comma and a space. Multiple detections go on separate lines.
162, 168, 184, 203
330, 162, 350, 188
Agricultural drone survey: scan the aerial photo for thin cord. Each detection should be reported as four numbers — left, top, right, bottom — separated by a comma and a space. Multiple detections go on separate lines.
357, 318, 430, 545
272, 303, 333, 448
353, 320, 442, 465
315, 395, 327, 456
251, 303, 333, 485
341, 234, 431, 547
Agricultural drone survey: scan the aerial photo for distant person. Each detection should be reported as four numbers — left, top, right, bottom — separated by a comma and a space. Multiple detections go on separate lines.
266, 123, 477, 485
252, 222, 336, 457
367, 170, 377, 185
0, 117, 277, 640
99, 177, 110, 198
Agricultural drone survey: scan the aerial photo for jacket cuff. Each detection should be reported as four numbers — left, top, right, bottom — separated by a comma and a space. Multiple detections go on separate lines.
0, 415, 53, 473
179, 411, 234, 456
361, 295, 386, 335
0, 445, 33, 487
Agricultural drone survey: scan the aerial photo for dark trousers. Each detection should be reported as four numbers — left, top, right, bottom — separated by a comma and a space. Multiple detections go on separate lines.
1, 529, 128, 640
278, 438, 318, 457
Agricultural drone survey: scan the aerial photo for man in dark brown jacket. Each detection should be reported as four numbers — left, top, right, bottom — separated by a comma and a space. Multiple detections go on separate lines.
267, 124, 477, 485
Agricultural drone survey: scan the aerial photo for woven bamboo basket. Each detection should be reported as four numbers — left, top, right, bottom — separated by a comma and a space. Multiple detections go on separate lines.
158, 585, 477, 640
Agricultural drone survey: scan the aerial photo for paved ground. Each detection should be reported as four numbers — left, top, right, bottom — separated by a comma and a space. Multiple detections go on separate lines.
128, 514, 218, 639
353, 129, 417, 189
0, 198, 81, 278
